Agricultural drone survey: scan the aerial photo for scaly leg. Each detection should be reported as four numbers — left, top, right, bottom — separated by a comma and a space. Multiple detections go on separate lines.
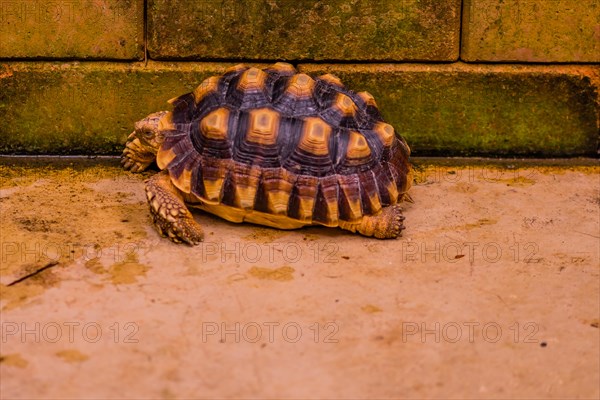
339, 204, 405, 239
145, 171, 204, 245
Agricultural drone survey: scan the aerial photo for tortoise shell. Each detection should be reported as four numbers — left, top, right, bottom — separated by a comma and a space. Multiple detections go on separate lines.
154, 63, 411, 228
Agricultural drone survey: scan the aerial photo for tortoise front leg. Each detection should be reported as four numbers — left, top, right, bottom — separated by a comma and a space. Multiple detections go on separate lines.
145, 171, 204, 245
339, 204, 405, 239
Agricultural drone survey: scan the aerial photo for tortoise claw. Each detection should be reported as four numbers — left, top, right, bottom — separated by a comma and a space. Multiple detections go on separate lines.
146, 171, 204, 246
340, 204, 406, 239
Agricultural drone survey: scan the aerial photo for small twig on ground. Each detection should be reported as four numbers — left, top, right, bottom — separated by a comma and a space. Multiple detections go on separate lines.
7, 261, 60, 287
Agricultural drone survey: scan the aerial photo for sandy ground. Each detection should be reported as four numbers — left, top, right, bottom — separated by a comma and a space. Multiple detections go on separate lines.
0, 157, 598, 399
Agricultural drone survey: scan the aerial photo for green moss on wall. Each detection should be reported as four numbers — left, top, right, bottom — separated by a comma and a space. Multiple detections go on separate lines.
0, 0, 144, 59
0, 62, 597, 156
147, 0, 461, 61
0, 62, 233, 154
300, 64, 599, 156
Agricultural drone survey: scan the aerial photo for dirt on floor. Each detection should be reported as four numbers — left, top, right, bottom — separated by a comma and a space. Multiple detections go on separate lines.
0, 158, 598, 399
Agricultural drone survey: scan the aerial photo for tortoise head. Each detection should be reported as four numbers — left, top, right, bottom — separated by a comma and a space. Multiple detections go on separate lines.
121, 111, 168, 172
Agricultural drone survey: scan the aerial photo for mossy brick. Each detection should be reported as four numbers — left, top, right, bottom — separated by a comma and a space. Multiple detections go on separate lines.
147, 0, 461, 61
0, 62, 598, 156
300, 63, 599, 157
462, 0, 600, 62
0, 0, 144, 59
0, 62, 241, 154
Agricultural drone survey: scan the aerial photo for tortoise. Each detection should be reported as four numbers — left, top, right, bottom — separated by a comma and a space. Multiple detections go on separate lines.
121, 63, 412, 245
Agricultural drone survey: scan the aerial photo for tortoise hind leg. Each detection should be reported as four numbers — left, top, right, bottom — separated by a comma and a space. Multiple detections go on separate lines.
339, 204, 405, 239
145, 171, 204, 245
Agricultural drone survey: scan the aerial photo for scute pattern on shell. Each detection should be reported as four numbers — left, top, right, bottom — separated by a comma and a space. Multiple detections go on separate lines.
156, 63, 411, 226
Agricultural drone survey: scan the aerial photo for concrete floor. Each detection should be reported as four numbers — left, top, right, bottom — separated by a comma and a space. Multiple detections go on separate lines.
0, 158, 598, 399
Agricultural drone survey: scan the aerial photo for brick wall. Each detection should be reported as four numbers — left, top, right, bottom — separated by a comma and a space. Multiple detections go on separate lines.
0, 0, 598, 156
